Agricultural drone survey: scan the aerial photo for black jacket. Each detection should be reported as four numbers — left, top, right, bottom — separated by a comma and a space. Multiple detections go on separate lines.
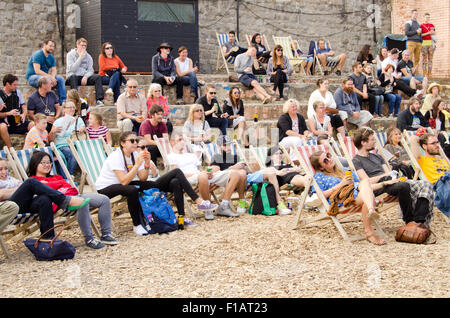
396, 108, 429, 132
277, 113, 308, 141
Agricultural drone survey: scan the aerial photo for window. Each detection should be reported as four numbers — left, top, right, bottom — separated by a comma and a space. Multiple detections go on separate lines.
137, 1, 195, 23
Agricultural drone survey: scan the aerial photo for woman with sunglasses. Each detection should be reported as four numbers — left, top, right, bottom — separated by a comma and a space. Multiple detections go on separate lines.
26, 151, 118, 249
146, 83, 172, 134
99, 42, 127, 103
183, 104, 212, 154
310, 150, 389, 245
95, 131, 211, 234
267, 44, 292, 101
222, 86, 249, 147
49, 100, 84, 175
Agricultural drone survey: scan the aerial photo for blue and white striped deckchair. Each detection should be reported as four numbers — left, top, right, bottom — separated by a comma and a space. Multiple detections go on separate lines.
9, 145, 72, 186
216, 32, 240, 75
309, 40, 339, 75
202, 141, 237, 166
0, 149, 41, 258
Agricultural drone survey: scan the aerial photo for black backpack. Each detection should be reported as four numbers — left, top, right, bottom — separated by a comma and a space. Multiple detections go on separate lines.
248, 183, 278, 216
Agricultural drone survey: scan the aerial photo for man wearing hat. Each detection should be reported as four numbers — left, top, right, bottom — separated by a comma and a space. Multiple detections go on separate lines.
151, 42, 184, 105
420, 82, 441, 115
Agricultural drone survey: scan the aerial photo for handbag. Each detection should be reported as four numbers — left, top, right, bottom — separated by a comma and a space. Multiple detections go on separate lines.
24, 225, 76, 261
368, 85, 385, 95
395, 221, 431, 244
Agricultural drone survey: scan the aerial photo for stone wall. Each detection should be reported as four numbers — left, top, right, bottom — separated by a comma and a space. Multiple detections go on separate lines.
0, 0, 76, 78
198, 0, 393, 74
391, 0, 450, 79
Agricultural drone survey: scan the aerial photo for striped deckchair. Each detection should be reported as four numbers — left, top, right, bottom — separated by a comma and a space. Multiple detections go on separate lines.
308, 40, 339, 75
216, 32, 241, 75
291, 144, 386, 242
67, 137, 127, 225
245, 34, 271, 51
202, 141, 237, 166
0, 148, 41, 258
249, 145, 269, 170
272, 36, 306, 75
154, 135, 173, 172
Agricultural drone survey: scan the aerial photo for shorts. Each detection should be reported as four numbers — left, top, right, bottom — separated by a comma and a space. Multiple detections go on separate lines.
246, 170, 264, 185
401, 75, 424, 85
188, 170, 231, 188
228, 116, 246, 128
7, 122, 30, 134
277, 172, 298, 187
327, 56, 340, 64
238, 73, 258, 88
340, 110, 373, 127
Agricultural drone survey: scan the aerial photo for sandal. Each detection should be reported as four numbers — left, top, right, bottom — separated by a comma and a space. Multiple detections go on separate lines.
365, 233, 386, 245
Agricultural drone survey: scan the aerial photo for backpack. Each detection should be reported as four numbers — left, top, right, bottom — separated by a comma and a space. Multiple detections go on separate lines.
248, 182, 277, 216
433, 172, 450, 217
139, 188, 178, 234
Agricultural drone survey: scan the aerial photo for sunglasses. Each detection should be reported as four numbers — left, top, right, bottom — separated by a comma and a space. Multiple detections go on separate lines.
126, 139, 138, 144
137, 145, 147, 150
209, 92, 217, 95
322, 153, 332, 164
195, 109, 203, 112
276, 49, 283, 51
105, 47, 113, 50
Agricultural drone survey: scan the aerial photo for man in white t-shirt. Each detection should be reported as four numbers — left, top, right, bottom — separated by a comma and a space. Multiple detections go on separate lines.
168, 133, 240, 220
380, 48, 401, 78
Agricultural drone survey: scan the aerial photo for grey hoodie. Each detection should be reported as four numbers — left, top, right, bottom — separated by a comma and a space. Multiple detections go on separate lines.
66, 48, 94, 78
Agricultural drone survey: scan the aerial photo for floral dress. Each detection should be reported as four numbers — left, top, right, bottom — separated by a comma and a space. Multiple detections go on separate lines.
312, 171, 360, 205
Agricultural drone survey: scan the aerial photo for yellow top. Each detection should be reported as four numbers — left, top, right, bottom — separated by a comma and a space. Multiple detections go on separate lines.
417, 155, 450, 184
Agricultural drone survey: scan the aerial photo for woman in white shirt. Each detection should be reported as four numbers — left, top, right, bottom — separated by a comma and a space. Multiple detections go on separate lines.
95, 131, 210, 234
307, 101, 333, 140
307, 78, 346, 139
175, 46, 201, 100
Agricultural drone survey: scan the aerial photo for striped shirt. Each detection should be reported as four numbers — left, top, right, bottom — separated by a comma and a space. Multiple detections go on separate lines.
23, 126, 48, 150
87, 125, 109, 140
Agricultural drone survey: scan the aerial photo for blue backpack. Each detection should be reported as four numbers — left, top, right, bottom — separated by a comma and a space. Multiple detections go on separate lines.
139, 188, 178, 234
433, 172, 450, 217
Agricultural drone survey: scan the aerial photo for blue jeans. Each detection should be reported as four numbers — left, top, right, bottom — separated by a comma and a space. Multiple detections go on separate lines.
57, 145, 78, 175
180, 72, 199, 99
206, 116, 228, 135
102, 72, 122, 102
373, 95, 384, 116
28, 74, 66, 105
384, 93, 402, 115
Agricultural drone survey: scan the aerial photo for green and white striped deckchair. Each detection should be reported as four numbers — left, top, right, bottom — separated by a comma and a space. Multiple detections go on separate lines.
249, 145, 268, 170
67, 137, 127, 224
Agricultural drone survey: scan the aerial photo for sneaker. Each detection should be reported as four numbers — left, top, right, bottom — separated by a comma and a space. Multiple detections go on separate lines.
197, 200, 218, 212
217, 204, 240, 217
96, 100, 104, 107
198, 80, 206, 86
85, 238, 105, 249
133, 224, 149, 236
324, 70, 329, 76
105, 88, 113, 95
184, 217, 197, 227
335, 70, 342, 76
277, 202, 292, 215
389, 113, 394, 118
100, 234, 119, 246
204, 210, 215, 221
237, 200, 248, 214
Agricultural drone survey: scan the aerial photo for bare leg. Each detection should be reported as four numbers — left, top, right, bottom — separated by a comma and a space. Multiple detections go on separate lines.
222, 170, 240, 201
0, 123, 12, 148
337, 54, 346, 71
318, 54, 327, 71
263, 167, 282, 203
237, 169, 247, 199
290, 174, 308, 187
337, 126, 346, 139
198, 172, 210, 201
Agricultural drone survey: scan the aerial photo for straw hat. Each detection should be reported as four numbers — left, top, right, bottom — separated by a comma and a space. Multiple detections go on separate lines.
427, 82, 442, 94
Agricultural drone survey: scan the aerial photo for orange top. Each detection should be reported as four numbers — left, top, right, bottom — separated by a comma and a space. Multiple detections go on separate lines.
98, 55, 126, 76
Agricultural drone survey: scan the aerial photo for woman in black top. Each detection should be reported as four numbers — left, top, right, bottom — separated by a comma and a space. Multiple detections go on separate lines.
277, 99, 309, 153
222, 86, 248, 147
251, 33, 271, 64
357, 44, 376, 64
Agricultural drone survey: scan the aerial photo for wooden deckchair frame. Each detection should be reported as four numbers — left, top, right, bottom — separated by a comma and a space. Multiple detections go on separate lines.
216, 32, 241, 76
245, 34, 271, 51
272, 35, 306, 75
311, 40, 339, 75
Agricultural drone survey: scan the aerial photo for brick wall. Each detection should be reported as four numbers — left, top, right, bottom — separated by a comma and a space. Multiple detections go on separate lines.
391, 0, 450, 79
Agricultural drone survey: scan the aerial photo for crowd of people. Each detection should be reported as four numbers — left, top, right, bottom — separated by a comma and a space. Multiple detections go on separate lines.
0, 8, 449, 252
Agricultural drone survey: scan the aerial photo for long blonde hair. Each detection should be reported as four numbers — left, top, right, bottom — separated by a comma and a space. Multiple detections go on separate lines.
187, 104, 205, 122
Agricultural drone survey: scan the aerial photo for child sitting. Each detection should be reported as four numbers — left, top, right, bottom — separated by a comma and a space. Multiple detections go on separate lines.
23, 113, 49, 150
86, 112, 113, 146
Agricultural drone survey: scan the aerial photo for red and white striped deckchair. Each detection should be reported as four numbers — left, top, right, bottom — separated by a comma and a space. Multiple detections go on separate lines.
289, 144, 387, 242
